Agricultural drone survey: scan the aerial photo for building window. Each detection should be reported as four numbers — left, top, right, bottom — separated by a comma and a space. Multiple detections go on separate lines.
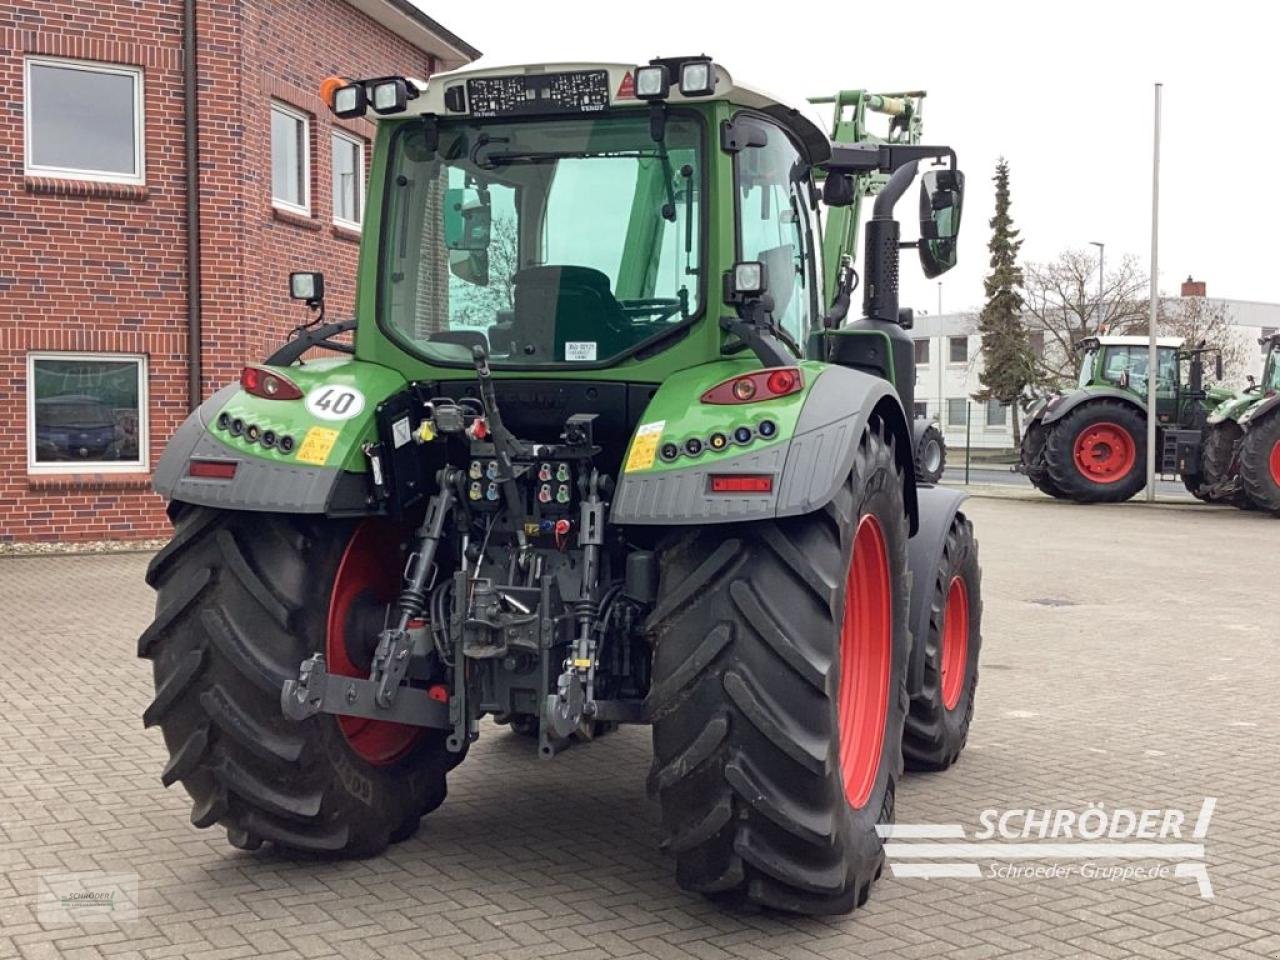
946, 398, 967, 426
1263, 328, 1278, 354
913, 401, 929, 419
271, 101, 310, 215
913, 339, 930, 365
331, 131, 364, 229
27, 354, 148, 474
949, 336, 968, 363
24, 57, 145, 185
986, 399, 1008, 427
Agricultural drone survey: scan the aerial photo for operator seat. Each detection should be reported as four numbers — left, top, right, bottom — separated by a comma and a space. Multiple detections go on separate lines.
508, 266, 628, 362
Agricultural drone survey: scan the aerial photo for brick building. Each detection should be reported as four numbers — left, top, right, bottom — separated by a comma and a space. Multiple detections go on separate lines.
0, 0, 476, 542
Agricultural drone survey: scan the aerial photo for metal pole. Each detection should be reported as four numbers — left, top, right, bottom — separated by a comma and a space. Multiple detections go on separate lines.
964, 401, 971, 484
1090, 241, 1104, 331
184, 0, 203, 410
937, 281, 942, 317
1146, 83, 1162, 502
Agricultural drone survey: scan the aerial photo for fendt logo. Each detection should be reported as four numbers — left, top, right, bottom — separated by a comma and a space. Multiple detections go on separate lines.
879, 798, 1217, 898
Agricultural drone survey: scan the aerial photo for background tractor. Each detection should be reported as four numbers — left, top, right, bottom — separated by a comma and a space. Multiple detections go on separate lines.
1017, 335, 1230, 503
139, 58, 984, 915
1200, 333, 1280, 514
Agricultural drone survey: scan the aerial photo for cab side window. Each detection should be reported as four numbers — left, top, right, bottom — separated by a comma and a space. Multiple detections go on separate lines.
732, 117, 814, 345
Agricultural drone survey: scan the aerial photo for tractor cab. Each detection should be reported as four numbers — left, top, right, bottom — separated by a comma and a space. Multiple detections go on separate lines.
1075, 335, 1184, 418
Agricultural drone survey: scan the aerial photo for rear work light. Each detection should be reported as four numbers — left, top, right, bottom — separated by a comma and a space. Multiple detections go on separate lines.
701, 367, 803, 404
709, 474, 773, 494
188, 460, 237, 480
240, 365, 303, 400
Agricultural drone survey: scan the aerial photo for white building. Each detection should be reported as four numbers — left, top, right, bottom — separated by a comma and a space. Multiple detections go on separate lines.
908, 285, 1280, 450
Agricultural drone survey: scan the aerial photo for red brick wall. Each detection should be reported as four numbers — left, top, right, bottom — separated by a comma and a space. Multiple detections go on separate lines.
0, 0, 441, 543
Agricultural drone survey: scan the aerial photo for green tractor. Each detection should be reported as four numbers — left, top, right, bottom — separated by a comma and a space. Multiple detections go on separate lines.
139, 58, 984, 915
1199, 333, 1280, 514
1017, 335, 1231, 502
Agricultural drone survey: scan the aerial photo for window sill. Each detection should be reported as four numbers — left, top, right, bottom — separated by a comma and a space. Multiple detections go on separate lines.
332, 223, 362, 243
25, 176, 149, 201
27, 471, 152, 491
272, 206, 322, 231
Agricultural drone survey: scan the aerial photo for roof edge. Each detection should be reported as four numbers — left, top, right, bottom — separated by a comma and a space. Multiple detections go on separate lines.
342, 0, 480, 68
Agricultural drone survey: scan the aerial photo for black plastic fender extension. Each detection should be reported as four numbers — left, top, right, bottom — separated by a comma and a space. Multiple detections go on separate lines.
905, 484, 968, 697
612, 365, 919, 533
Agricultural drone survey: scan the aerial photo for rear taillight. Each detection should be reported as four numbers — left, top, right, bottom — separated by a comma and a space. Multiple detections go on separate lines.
240, 365, 303, 400
701, 367, 803, 405
188, 459, 237, 480
709, 474, 774, 493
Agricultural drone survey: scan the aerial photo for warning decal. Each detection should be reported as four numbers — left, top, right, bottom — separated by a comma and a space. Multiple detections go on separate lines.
624, 420, 665, 473
616, 71, 635, 99
296, 426, 340, 466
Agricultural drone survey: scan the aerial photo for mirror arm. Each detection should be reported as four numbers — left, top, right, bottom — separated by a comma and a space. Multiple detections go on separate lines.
824, 142, 955, 177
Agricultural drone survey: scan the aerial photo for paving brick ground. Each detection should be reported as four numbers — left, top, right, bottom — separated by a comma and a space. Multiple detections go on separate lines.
2, 495, 1278, 959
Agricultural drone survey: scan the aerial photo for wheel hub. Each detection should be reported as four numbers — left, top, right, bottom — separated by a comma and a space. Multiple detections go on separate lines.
1072, 422, 1136, 483
326, 519, 423, 766
939, 576, 969, 711
837, 514, 892, 810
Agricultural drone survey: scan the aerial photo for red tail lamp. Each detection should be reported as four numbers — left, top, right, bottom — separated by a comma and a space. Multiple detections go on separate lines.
709, 474, 773, 494
240, 365, 303, 400
188, 460, 237, 480
701, 367, 803, 405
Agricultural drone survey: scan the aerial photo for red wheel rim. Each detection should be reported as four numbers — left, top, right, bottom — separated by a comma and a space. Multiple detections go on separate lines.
939, 576, 969, 711
837, 514, 893, 810
1072, 422, 1136, 483
326, 519, 422, 765
1269, 440, 1280, 487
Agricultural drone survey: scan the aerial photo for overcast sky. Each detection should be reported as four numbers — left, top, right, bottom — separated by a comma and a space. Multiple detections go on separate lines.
421, 0, 1278, 314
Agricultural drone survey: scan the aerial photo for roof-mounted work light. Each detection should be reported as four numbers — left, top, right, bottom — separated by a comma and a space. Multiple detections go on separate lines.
634, 64, 670, 100
332, 83, 366, 118
679, 59, 715, 96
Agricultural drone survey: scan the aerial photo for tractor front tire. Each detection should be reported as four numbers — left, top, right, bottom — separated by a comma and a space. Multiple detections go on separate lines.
1044, 401, 1146, 503
902, 512, 982, 771
645, 422, 910, 915
1020, 422, 1066, 499
1203, 421, 1248, 507
1240, 414, 1280, 515
139, 506, 456, 856
914, 422, 946, 485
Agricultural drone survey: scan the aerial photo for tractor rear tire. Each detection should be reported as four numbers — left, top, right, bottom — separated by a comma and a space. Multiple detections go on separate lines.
1240, 414, 1280, 515
914, 423, 946, 485
1044, 401, 1146, 503
1203, 421, 1248, 507
902, 512, 982, 771
139, 506, 456, 856
645, 421, 910, 915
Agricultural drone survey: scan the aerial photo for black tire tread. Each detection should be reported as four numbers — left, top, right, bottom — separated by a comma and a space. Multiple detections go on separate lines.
1203, 421, 1248, 506
902, 512, 983, 771
140, 509, 454, 856
1240, 414, 1280, 514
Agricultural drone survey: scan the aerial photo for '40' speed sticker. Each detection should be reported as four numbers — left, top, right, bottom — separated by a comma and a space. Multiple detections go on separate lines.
305, 385, 365, 421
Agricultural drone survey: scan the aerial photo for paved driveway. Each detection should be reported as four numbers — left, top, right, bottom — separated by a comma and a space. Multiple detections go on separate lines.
2, 496, 1278, 959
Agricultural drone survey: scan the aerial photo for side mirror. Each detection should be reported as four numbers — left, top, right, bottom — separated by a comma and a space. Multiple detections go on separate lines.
918, 169, 965, 279
448, 249, 490, 286
444, 187, 492, 251
289, 271, 324, 307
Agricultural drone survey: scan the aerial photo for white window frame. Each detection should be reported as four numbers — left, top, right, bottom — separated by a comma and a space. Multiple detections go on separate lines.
271, 100, 311, 216
331, 129, 365, 231
948, 336, 969, 364
27, 352, 149, 475
24, 56, 146, 186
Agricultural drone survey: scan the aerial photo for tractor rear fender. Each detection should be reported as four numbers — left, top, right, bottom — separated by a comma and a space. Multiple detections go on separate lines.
1040, 387, 1145, 427
153, 359, 406, 515
906, 485, 968, 696
1238, 392, 1280, 431
911, 416, 940, 447
612, 364, 919, 533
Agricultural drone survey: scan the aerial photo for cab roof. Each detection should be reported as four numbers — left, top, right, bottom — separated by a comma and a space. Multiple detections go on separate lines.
1080, 335, 1185, 349
392, 60, 832, 161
